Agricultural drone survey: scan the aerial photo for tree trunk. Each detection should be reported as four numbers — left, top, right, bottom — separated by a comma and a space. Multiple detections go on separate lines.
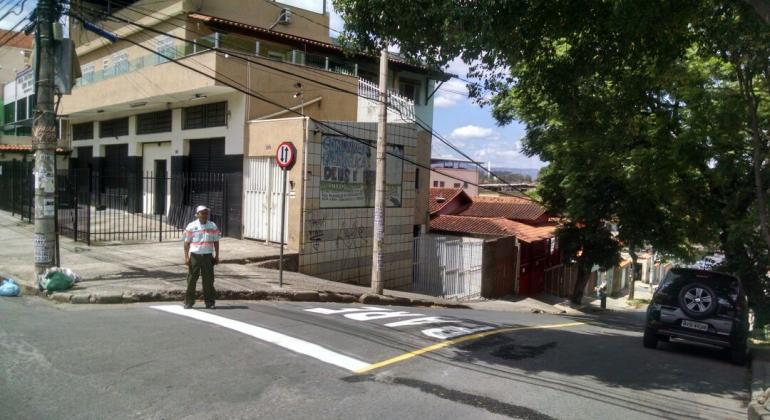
570, 263, 591, 304
628, 247, 638, 301
737, 67, 770, 251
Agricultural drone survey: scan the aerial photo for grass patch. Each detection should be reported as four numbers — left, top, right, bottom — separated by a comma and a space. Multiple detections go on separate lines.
626, 298, 651, 309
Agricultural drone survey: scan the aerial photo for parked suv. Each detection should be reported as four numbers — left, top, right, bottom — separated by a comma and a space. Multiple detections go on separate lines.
644, 267, 750, 365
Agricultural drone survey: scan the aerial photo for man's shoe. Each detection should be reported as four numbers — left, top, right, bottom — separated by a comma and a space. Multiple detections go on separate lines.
183, 304, 193, 309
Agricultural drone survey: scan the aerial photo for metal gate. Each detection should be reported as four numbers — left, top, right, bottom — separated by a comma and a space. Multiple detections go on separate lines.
412, 235, 483, 300
243, 157, 286, 243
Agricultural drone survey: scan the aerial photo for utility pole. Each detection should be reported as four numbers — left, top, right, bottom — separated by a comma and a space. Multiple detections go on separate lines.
371, 48, 388, 295
32, 0, 59, 286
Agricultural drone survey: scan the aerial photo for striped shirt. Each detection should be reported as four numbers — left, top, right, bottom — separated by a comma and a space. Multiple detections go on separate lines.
184, 220, 221, 254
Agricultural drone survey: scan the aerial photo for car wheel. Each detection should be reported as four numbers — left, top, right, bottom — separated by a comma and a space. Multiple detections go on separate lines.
643, 327, 659, 349
730, 341, 748, 366
678, 283, 718, 319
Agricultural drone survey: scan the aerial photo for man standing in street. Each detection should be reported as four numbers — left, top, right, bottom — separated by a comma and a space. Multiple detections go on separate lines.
183, 205, 221, 309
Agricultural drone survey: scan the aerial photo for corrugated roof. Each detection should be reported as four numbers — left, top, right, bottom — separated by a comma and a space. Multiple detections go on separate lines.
458, 195, 547, 222
0, 29, 33, 49
430, 215, 556, 243
429, 187, 467, 214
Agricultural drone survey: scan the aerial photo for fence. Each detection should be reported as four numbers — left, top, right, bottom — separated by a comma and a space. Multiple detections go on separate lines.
0, 160, 33, 222
412, 235, 483, 300
544, 264, 579, 298
0, 165, 229, 244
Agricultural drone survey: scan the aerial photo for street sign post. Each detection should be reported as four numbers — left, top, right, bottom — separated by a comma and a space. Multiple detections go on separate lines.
275, 142, 296, 287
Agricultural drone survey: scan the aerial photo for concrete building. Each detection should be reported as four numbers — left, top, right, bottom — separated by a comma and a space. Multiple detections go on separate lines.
430, 158, 480, 196
56, 0, 447, 288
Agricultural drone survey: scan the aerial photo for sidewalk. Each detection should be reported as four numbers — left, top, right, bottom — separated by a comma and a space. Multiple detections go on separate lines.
749, 348, 770, 419
0, 211, 558, 311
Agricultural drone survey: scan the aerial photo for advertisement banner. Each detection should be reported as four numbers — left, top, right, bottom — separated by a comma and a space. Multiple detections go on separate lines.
320, 136, 403, 208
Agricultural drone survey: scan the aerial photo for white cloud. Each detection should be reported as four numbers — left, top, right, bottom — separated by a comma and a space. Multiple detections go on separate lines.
449, 125, 499, 140
433, 78, 469, 108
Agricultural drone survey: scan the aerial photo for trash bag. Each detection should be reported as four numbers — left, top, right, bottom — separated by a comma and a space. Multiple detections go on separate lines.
0, 278, 20, 297
44, 271, 74, 292
43, 267, 82, 284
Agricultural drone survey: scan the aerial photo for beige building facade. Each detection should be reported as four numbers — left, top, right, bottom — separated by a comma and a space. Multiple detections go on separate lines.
247, 118, 430, 288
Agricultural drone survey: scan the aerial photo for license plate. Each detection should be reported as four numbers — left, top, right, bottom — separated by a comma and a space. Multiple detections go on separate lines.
681, 320, 709, 331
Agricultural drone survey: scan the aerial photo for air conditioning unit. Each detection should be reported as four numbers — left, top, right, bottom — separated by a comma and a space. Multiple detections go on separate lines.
279, 9, 292, 24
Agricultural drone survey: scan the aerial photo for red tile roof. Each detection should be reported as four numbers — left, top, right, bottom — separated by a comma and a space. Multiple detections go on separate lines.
0, 144, 68, 153
458, 195, 548, 222
0, 29, 33, 49
429, 187, 468, 214
430, 215, 556, 243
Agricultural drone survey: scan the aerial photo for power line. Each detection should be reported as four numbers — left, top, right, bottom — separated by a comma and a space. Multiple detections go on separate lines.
88, 3, 536, 200
67, 10, 539, 201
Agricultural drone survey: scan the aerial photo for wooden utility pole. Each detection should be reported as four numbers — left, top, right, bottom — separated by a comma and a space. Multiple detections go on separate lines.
32, 0, 59, 285
371, 49, 388, 295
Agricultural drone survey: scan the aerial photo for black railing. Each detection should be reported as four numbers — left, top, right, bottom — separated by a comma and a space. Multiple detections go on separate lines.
0, 160, 34, 222
0, 165, 229, 244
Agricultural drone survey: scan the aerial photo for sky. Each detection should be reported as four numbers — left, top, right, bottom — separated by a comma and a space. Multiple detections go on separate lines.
0, 0, 544, 170
329, 5, 544, 170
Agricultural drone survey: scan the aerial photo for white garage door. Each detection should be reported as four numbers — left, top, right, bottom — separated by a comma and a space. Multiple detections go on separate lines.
243, 157, 287, 243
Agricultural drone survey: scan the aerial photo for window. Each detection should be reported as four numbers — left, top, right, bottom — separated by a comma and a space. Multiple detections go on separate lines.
4, 102, 15, 124
155, 35, 176, 64
453, 183, 461, 188
463, 182, 469, 188
28, 94, 35, 116
415, 168, 420, 189
182, 101, 227, 130
439, 181, 445, 187
16, 97, 27, 121
136, 110, 172, 134
72, 122, 94, 141
81, 64, 94, 84
112, 52, 129, 75
433, 180, 439, 187
398, 78, 421, 103
99, 117, 129, 138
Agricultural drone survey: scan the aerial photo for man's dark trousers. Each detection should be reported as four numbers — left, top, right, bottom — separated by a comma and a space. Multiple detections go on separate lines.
186, 253, 216, 307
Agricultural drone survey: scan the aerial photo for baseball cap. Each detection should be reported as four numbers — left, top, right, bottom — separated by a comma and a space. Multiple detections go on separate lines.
196, 205, 210, 213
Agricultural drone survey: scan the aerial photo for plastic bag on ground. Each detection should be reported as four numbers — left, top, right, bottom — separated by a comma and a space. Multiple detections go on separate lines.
43, 267, 82, 284
0, 278, 20, 297
44, 271, 74, 292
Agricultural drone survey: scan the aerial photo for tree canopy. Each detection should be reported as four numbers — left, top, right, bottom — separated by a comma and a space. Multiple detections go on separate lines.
334, 0, 770, 309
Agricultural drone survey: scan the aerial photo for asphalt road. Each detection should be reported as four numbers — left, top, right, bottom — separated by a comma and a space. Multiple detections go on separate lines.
0, 297, 749, 419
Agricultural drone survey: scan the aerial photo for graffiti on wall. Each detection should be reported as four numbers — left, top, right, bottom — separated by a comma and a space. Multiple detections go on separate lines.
320, 136, 403, 208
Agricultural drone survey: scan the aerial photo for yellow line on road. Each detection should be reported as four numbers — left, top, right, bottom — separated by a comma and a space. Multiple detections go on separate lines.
355, 322, 584, 374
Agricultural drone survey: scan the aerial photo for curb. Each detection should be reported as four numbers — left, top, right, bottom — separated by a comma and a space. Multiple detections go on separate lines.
38, 288, 470, 309
749, 348, 770, 420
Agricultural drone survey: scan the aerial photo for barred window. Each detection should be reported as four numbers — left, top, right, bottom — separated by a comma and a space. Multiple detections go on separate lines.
72, 122, 94, 140
136, 110, 172, 134
182, 101, 227, 130
99, 117, 129, 138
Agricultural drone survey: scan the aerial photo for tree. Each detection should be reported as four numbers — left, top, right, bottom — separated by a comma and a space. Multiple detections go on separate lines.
333, 0, 770, 308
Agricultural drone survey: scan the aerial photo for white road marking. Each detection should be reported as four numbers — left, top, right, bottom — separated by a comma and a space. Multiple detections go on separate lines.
151, 305, 371, 372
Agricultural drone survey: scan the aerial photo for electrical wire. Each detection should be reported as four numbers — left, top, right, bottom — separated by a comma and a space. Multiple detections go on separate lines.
67, 9, 539, 200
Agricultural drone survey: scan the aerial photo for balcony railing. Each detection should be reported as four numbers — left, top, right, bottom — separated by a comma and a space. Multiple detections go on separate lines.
358, 78, 415, 122
77, 32, 360, 87
76, 32, 415, 120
